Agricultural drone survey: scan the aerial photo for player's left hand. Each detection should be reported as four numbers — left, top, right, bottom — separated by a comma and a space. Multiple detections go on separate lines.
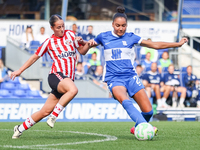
88, 39, 97, 47
179, 37, 188, 46
75, 36, 85, 45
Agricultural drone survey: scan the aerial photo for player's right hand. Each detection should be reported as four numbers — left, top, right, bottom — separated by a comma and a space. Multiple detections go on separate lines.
88, 39, 97, 47
10, 70, 22, 80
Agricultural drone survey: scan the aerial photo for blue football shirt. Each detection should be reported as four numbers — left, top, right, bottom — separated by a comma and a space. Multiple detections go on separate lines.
94, 31, 142, 82
143, 71, 161, 85
183, 73, 197, 90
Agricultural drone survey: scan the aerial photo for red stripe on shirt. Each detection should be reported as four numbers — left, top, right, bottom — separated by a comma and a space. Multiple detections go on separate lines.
53, 39, 63, 73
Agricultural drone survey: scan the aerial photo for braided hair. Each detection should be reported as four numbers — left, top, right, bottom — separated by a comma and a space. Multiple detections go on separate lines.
113, 6, 127, 22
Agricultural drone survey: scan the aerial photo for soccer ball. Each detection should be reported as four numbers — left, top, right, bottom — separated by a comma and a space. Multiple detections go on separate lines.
134, 123, 155, 141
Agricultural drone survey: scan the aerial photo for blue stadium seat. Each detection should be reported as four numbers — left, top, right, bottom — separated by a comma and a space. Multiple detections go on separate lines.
7, 77, 20, 85
17, 83, 31, 91
134, 46, 141, 61
140, 54, 146, 60
1, 82, 16, 91
0, 89, 12, 97
13, 89, 27, 98
29, 40, 40, 53
84, 65, 88, 75
27, 90, 42, 98
180, 67, 187, 73
161, 67, 168, 78
42, 53, 53, 67
144, 67, 151, 73
180, 72, 187, 87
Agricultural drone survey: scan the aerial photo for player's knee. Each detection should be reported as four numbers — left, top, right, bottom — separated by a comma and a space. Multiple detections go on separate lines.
155, 84, 160, 90
182, 87, 187, 93
166, 85, 171, 90
69, 87, 78, 96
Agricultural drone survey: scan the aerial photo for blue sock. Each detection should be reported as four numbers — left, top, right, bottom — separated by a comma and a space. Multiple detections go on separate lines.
122, 100, 146, 126
141, 109, 153, 122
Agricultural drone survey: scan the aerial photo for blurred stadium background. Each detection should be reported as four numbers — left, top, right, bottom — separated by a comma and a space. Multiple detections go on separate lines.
0, 0, 200, 122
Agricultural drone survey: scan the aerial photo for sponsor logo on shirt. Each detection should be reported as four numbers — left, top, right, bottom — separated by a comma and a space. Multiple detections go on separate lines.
65, 39, 73, 45
58, 51, 76, 59
122, 41, 127, 46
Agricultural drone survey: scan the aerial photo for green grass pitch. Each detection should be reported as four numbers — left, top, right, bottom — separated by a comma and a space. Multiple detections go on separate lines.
0, 121, 200, 150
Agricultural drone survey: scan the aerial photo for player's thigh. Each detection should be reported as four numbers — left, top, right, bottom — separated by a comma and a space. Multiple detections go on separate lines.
160, 86, 164, 92
132, 89, 152, 112
112, 86, 129, 103
175, 86, 186, 93
40, 93, 59, 113
57, 78, 78, 94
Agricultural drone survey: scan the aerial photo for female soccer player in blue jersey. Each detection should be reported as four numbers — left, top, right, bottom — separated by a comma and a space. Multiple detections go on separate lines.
88, 6, 188, 135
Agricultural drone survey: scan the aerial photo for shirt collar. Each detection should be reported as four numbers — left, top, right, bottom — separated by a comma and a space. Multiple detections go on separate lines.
111, 30, 125, 37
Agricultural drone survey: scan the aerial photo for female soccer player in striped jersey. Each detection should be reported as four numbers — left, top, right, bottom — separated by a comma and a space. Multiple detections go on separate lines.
11, 14, 91, 139
88, 6, 188, 135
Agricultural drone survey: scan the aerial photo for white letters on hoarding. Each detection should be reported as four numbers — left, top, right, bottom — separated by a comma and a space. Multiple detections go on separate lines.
0, 103, 43, 119
0, 102, 141, 121
0, 20, 178, 47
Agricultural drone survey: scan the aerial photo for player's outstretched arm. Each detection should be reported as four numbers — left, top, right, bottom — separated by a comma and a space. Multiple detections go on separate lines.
77, 39, 98, 55
10, 54, 40, 80
140, 37, 188, 50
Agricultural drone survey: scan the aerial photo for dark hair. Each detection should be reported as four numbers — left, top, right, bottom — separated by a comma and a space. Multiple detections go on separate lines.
77, 62, 82, 65
113, 6, 127, 22
136, 64, 142, 68
49, 14, 62, 27
27, 25, 32, 28
92, 52, 97, 55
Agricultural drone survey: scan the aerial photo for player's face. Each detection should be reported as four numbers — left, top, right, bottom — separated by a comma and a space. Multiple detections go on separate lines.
112, 17, 127, 36
96, 66, 103, 74
51, 19, 65, 37
168, 66, 174, 74
77, 63, 82, 72
88, 26, 93, 34
72, 24, 77, 32
136, 66, 142, 75
187, 66, 192, 74
91, 53, 97, 60
162, 52, 169, 60
27, 28, 32, 33
146, 53, 151, 60
40, 28, 45, 35
151, 63, 157, 72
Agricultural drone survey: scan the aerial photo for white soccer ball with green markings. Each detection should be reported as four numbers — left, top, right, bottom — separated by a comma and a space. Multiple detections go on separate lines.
134, 123, 155, 141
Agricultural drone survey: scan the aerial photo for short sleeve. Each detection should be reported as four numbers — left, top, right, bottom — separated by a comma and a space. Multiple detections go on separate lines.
94, 33, 103, 45
74, 40, 82, 49
129, 33, 142, 45
35, 38, 49, 57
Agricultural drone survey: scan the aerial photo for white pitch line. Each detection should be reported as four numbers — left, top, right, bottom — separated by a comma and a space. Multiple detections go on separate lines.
0, 129, 117, 149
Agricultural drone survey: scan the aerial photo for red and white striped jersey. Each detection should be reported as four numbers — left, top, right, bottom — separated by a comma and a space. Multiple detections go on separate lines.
35, 30, 81, 80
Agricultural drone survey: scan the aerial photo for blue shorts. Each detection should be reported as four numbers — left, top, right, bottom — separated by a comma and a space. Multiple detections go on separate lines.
107, 75, 144, 98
